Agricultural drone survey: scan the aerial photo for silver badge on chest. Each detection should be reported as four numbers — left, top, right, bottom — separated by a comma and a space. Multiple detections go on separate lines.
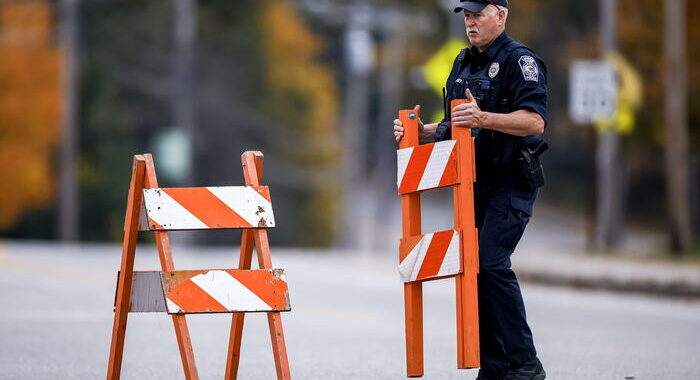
488, 62, 500, 78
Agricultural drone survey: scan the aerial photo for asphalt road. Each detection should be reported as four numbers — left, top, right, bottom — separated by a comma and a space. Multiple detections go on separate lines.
1, 241, 699, 379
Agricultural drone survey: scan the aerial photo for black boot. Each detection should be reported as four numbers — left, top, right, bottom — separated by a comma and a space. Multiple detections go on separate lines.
503, 357, 545, 380
475, 368, 500, 380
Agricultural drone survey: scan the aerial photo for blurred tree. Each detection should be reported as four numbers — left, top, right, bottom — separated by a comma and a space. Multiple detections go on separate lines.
3, 0, 341, 246
0, 1, 60, 229
77, 0, 172, 241
616, 0, 698, 249
617, 0, 698, 153
260, 0, 341, 246
501, 0, 700, 243
2, 0, 696, 249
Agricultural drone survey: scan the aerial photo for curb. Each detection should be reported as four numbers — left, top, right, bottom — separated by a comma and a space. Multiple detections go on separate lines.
514, 253, 700, 299
517, 269, 700, 299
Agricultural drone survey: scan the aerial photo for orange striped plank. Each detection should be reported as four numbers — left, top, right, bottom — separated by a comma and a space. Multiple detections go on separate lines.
160, 269, 290, 314
399, 144, 434, 193
163, 187, 252, 228
141, 186, 275, 231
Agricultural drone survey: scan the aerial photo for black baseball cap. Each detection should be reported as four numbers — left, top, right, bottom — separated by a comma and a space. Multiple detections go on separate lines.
454, 0, 508, 13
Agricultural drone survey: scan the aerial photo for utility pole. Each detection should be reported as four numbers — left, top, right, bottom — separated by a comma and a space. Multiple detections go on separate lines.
594, 0, 623, 250
445, 0, 464, 38
58, 0, 79, 241
173, 0, 195, 185
298, 1, 431, 250
370, 10, 408, 249
664, 0, 691, 254
340, 0, 373, 249
169, 0, 196, 246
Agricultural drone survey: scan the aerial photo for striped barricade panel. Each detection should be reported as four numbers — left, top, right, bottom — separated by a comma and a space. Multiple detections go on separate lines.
128, 269, 290, 314
162, 269, 290, 314
398, 230, 461, 283
140, 186, 275, 231
397, 140, 458, 194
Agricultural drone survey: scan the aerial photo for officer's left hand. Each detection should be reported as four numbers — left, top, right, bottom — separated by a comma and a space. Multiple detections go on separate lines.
452, 89, 484, 128
393, 104, 423, 142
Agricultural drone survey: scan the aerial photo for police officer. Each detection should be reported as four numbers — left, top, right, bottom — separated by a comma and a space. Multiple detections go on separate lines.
393, 1, 547, 379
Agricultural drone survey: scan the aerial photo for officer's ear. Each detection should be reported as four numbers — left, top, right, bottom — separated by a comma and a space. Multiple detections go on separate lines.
497, 8, 508, 27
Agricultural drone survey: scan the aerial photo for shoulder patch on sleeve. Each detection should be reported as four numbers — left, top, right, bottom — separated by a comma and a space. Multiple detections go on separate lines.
518, 55, 539, 82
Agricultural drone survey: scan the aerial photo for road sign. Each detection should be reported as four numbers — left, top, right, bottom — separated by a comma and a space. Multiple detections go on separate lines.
569, 60, 617, 124
423, 39, 469, 96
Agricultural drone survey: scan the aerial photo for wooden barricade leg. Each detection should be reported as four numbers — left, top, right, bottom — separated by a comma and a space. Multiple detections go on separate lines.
143, 154, 199, 380
402, 195, 424, 377
225, 151, 264, 380
224, 229, 254, 380
398, 110, 425, 377
225, 151, 291, 380
107, 155, 147, 380
254, 230, 291, 380
404, 283, 424, 377
451, 101, 480, 369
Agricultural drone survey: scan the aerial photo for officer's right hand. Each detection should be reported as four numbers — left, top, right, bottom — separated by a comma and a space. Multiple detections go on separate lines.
393, 105, 423, 142
452, 89, 483, 128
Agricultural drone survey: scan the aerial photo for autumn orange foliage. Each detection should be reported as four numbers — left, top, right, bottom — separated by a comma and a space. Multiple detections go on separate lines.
0, 1, 61, 229
260, 0, 341, 245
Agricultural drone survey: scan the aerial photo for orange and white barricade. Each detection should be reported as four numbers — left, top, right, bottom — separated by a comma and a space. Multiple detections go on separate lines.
397, 100, 479, 377
106, 152, 291, 380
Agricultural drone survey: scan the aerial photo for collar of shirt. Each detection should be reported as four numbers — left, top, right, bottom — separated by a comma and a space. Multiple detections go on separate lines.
466, 32, 511, 62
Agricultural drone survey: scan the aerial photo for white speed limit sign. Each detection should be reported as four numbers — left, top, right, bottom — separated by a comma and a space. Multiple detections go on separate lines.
569, 60, 617, 125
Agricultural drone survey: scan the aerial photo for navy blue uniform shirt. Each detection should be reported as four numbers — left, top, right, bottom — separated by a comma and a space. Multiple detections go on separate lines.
437, 32, 547, 138
436, 32, 547, 187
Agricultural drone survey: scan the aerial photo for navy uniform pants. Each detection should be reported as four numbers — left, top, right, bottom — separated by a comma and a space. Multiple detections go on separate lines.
474, 181, 538, 378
